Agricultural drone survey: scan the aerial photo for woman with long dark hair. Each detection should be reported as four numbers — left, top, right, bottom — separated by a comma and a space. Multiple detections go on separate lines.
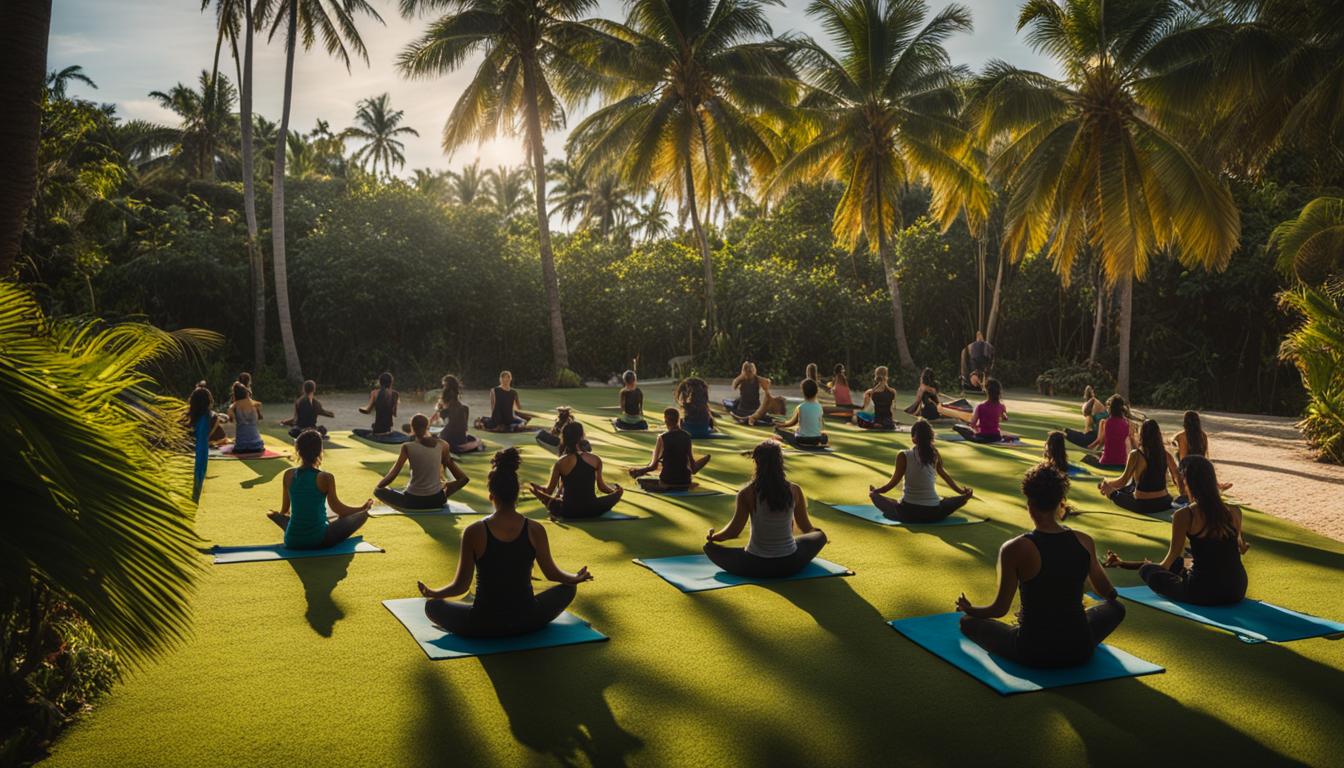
530, 421, 623, 520
187, 383, 223, 500
703, 441, 827, 578
869, 420, 974, 523
1172, 410, 1232, 501
432, 375, 481, 454
1105, 456, 1248, 605
267, 430, 371, 549
950, 379, 1008, 443
1083, 395, 1137, 468
676, 377, 717, 438
1097, 419, 1179, 515
354, 372, 399, 438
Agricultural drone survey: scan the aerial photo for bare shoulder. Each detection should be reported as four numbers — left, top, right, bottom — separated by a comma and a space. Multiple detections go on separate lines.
1071, 528, 1097, 553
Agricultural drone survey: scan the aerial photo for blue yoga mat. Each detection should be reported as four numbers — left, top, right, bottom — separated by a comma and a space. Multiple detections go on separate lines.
1065, 464, 1093, 478
369, 501, 482, 517
1116, 586, 1344, 643
211, 536, 383, 564
889, 612, 1164, 695
383, 598, 608, 659
829, 504, 983, 527
633, 554, 852, 593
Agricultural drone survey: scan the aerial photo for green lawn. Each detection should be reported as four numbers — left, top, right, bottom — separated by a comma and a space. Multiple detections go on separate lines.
47, 387, 1344, 767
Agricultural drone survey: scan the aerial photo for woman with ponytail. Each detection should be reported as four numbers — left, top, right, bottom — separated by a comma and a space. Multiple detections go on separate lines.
854, 366, 898, 430
530, 421, 623, 519
419, 448, 593, 637
1098, 419, 1179, 515
267, 430, 371, 549
431, 375, 481, 454
869, 420, 974, 523
355, 372, 400, 437
375, 414, 470, 510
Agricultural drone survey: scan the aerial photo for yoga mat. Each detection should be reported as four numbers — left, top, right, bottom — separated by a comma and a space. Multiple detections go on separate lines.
783, 444, 835, 453
369, 501, 482, 517
889, 612, 1164, 695
1116, 586, 1344, 643
610, 419, 649, 431
944, 432, 1023, 444
209, 446, 288, 460
211, 536, 382, 564
635, 485, 722, 498
633, 554, 852, 593
351, 431, 414, 445
383, 598, 608, 659
1066, 464, 1094, 478
828, 504, 983, 527
551, 510, 642, 522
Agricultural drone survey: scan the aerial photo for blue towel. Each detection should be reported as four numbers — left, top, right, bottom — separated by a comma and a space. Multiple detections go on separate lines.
1117, 586, 1344, 643
889, 612, 1164, 695
211, 536, 383, 564
383, 598, 607, 659
633, 554, 852, 593
829, 504, 982, 527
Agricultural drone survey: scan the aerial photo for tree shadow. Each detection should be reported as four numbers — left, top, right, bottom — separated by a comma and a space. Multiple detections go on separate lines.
239, 458, 290, 490
406, 665, 495, 767
286, 554, 353, 637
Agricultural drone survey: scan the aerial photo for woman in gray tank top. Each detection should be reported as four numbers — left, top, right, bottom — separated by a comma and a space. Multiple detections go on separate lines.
869, 420, 975, 523
374, 415, 469, 510
704, 441, 827, 578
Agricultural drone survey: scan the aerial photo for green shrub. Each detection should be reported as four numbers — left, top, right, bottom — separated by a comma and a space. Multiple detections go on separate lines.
1279, 285, 1344, 463
1035, 360, 1116, 397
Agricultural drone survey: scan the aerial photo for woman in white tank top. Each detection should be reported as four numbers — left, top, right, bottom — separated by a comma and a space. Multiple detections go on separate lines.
869, 420, 975, 524
375, 414, 469, 510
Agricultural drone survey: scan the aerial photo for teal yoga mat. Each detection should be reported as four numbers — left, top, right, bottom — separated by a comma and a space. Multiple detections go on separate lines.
1116, 586, 1344, 643
633, 554, 852, 593
383, 598, 608, 659
211, 536, 383, 564
828, 504, 983, 527
551, 510, 642, 522
889, 612, 1164, 695
369, 501, 482, 517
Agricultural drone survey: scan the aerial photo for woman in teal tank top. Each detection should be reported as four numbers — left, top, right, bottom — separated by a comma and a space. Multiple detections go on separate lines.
268, 430, 372, 549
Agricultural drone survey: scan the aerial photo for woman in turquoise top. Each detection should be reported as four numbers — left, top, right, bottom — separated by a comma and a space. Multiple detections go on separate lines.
774, 379, 829, 447
267, 430, 372, 549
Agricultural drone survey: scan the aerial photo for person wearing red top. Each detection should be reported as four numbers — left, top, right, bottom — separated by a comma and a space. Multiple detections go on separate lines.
951, 379, 1008, 443
1082, 395, 1138, 469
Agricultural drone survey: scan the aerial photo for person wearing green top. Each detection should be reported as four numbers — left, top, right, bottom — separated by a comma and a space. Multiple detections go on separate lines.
267, 430, 372, 549
774, 380, 830, 448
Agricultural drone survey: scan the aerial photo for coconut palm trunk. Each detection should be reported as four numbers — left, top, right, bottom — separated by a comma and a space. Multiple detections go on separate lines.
1088, 274, 1106, 364
1117, 274, 1134, 397
0, 0, 51, 276
986, 247, 1006, 344
241, 1, 265, 371
683, 153, 717, 332
271, 1, 304, 382
522, 59, 569, 372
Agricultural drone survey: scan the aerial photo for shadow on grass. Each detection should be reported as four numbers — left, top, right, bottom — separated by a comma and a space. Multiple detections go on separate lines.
239, 457, 290, 490
287, 554, 353, 637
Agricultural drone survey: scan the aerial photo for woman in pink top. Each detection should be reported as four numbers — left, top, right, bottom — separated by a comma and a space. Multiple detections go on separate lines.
1083, 395, 1137, 468
825, 364, 856, 416
952, 379, 1008, 443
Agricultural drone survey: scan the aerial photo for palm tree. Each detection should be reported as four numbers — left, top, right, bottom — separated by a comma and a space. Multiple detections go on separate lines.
768, 0, 983, 371
1269, 197, 1344, 284
633, 190, 672, 242
398, 0, 605, 374
965, 0, 1241, 396
345, 92, 420, 178
45, 65, 97, 99
285, 130, 322, 179
447, 159, 486, 205
257, 0, 383, 383
547, 159, 635, 236
547, 157, 589, 224
148, 71, 240, 180
485, 164, 532, 219
413, 167, 453, 202
567, 0, 798, 334
1, 0, 54, 275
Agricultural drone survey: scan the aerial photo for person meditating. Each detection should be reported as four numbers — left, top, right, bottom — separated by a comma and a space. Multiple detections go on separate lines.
629, 409, 712, 491
530, 422, 623, 520
228, 381, 266, 454
282, 379, 334, 438
1082, 395, 1137, 468
949, 378, 1008, 442
1172, 410, 1232, 501
613, 370, 648, 430
1065, 386, 1108, 448
186, 382, 228, 446
431, 375, 482, 454
476, 370, 533, 432
869, 420, 974, 523
355, 372, 399, 438
418, 448, 592, 638
774, 379, 829, 447
726, 361, 783, 425
854, 366, 898, 430
267, 430, 372, 549
537, 406, 591, 452
956, 464, 1126, 668
1104, 456, 1248, 605
676, 377, 718, 438
960, 331, 994, 391
1097, 419, 1179, 515
374, 414, 470, 510
703, 440, 828, 578
826, 364, 858, 417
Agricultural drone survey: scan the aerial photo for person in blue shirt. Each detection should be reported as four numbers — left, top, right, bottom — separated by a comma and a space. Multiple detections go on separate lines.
774, 379, 829, 447
267, 430, 372, 549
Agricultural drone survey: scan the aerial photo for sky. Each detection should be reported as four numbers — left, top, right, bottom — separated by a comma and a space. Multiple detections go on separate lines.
49, 0, 1058, 177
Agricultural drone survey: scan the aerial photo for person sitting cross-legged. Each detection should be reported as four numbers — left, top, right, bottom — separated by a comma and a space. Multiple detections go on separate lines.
629, 408, 712, 491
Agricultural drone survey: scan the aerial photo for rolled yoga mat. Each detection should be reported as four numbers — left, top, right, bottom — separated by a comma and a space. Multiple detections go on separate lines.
827, 504, 983, 527
369, 501, 483, 517
633, 554, 852, 593
211, 536, 383, 564
888, 612, 1164, 696
383, 598, 608, 659
1116, 586, 1344, 643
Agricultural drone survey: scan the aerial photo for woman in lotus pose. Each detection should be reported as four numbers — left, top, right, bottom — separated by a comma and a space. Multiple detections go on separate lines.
854, 366, 898, 430
904, 368, 942, 420
431, 375, 482, 454
476, 370, 533, 432
530, 421, 623, 520
676, 377, 717, 438
283, 379, 334, 438
613, 370, 648, 430
704, 440, 828, 578
826, 364, 857, 416
267, 429, 371, 549
1104, 456, 1248, 605
355, 372, 399, 438
949, 378, 1008, 443
629, 409, 712, 491
537, 406, 591, 452
1172, 410, 1232, 501
957, 464, 1125, 667
228, 381, 266, 454
774, 379, 829, 447
375, 414, 470, 510
419, 448, 592, 637
1082, 395, 1136, 468
1097, 419, 1179, 515
869, 419, 974, 523
726, 361, 784, 425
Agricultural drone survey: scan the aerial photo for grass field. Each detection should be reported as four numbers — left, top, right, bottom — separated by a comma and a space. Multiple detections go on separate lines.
46, 386, 1344, 767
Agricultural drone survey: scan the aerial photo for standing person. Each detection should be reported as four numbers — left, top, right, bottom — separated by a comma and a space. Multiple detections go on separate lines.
283, 380, 334, 438
826, 363, 857, 416
676, 377, 717, 438
530, 422, 624, 520
613, 370, 648, 430
1082, 395, 1138, 468
869, 420, 974, 523
774, 379, 829, 447
266, 430, 372, 549
1097, 419, 1180, 515
704, 441, 828, 578
374, 414, 471, 510
418, 448, 593, 637
949, 379, 1009, 443
355, 372, 399, 438
956, 464, 1126, 668
476, 371, 532, 432
432, 375, 482, 454
854, 366, 898, 430
228, 381, 266, 455
629, 409, 712, 491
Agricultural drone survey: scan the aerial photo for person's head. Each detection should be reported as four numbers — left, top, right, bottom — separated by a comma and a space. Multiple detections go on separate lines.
874, 365, 889, 386
910, 419, 936, 466
749, 440, 791, 510
802, 379, 819, 400
663, 407, 681, 430
410, 413, 430, 438
975, 331, 985, 342
1108, 394, 1127, 419
805, 363, 818, 382
488, 447, 522, 507
1022, 463, 1069, 521
441, 374, 462, 404
623, 370, 637, 387
741, 361, 756, 376
302, 379, 316, 396
378, 371, 393, 390
239, 372, 252, 388
499, 370, 513, 387
1182, 410, 1207, 455
1139, 419, 1164, 465
1083, 385, 1095, 401
560, 420, 586, 455
833, 363, 846, 379
985, 378, 1002, 403
1044, 431, 1069, 472
1179, 455, 1234, 537
295, 429, 323, 468
920, 367, 935, 387
188, 383, 213, 420
232, 381, 250, 403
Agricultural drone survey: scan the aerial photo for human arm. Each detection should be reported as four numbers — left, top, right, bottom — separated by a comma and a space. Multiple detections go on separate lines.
1078, 532, 1121, 601
318, 472, 373, 517
871, 452, 907, 495
442, 447, 469, 493
358, 389, 376, 414
532, 524, 594, 584
707, 490, 752, 542
537, 459, 563, 496
316, 399, 335, 418
631, 435, 665, 475
779, 404, 801, 429
1104, 506, 1190, 570
1098, 451, 1142, 495
377, 446, 410, 488
790, 484, 819, 534
592, 456, 620, 494
956, 539, 1021, 619
418, 524, 481, 598
272, 469, 294, 516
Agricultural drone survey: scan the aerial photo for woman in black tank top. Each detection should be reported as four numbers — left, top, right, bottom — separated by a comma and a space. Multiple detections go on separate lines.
629, 408, 713, 491
1098, 419, 1178, 515
856, 366, 898, 430
475, 371, 532, 432
419, 448, 592, 638
613, 370, 649, 430
354, 372, 401, 438
285, 380, 334, 438
428, 375, 481, 453
958, 464, 1126, 667
529, 422, 623, 519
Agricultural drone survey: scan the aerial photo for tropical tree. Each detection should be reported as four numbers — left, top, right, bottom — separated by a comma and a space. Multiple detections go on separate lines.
147, 71, 239, 180
345, 92, 420, 178
633, 190, 672, 242
965, 0, 1241, 395
285, 131, 322, 179
447, 159, 486, 206
257, 0, 383, 382
768, 0, 983, 371
45, 65, 97, 99
484, 164, 531, 219
568, 0, 798, 334
398, 0, 604, 375
1279, 284, 1344, 463
1269, 197, 1344, 285
548, 159, 635, 236
0, 0, 54, 275
412, 167, 453, 202
547, 157, 589, 224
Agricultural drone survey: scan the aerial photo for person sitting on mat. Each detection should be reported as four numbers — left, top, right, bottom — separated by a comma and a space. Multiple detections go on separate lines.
228, 382, 266, 454
537, 406, 592, 452
774, 379, 830, 448
419, 447, 592, 638
1082, 395, 1137, 468
1042, 431, 1084, 518
629, 408, 712, 491
802, 363, 825, 394
869, 419, 973, 523
613, 370, 648, 430
374, 414, 470, 510
267, 429, 372, 549
1173, 410, 1232, 501
1064, 386, 1108, 448
430, 375, 482, 454
1097, 419, 1179, 515
825, 363, 858, 416
186, 381, 228, 445
956, 464, 1126, 668
476, 370, 533, 432
949, 379, 1009, 443
1103, 455, 1248, 605
530, 421, 623, 520
355, 372, 399, 437
854, 366, 898, 430
704, 440, 827, 578
676, 376, 718, 438
726, 361, 784, 425
231, 371, 253, 404
904, 367, 950, 420
282, 379, 334, 438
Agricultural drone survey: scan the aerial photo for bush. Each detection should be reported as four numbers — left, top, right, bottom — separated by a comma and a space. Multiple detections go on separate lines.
1279, 285, 1344, 463
1035, 360, 1116, 397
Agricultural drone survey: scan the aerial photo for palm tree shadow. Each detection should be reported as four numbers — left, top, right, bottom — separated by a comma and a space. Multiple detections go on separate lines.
239, 458, 290, 489
286, 554, 353, 637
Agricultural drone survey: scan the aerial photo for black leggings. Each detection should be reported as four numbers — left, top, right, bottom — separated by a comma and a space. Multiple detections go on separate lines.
959, 601, 1126, 668
612, 418, 649, 431
1107, 485, 1173, 515
289, 425, 328, 438
869, 491, 969, 523
702, 531, 827, 579
1081, 454, 1125, 470
424, 584, 576, 638
1139, 562, 1247, 606
1065, 428, 1096, 448
374, 487, 446, 510
548, 492, 622, 520
855, 414, 895, 430
774, 428, 828, 447
952, 425, 1001, 443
